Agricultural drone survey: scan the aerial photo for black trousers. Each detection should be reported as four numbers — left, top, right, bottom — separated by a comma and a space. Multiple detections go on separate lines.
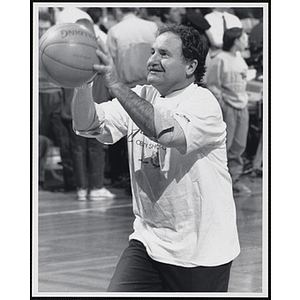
107, 239, 232, 292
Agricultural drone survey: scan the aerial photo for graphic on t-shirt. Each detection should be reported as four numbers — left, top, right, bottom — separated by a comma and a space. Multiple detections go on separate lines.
128, 128, 166, 169
128, 127, 172, 202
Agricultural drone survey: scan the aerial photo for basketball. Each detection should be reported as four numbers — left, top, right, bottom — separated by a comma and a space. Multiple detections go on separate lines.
39, 22, 100, 88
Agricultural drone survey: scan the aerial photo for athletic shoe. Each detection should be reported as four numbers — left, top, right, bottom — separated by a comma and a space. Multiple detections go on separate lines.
233, 181, 251, 194
89, 187, 116, 201
77, 188, 88, 201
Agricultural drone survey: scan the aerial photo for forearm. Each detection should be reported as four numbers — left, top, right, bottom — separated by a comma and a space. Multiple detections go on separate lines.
109, 82, 156, 139
92, 37, 156, 139
71, 85, 101, 131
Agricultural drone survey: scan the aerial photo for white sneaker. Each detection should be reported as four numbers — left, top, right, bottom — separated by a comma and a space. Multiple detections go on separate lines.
77, 188, 88, 201
89, 187, 116, 201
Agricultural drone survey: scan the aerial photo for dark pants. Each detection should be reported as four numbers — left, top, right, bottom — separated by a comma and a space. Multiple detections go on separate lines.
108, 136, 129, 184
107, 239, 232, 292
39, 135, 51, 185
39, 91, 62, 146
70, 130, 105, 190
60, 119, 106, 190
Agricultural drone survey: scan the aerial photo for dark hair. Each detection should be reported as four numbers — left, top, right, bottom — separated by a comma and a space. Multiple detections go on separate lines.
160, 8, 171, 22
158, 24, 209, 83
39, 11, 52, 22
222, 27, 243, 51
86, 7, 103, 23
119, 8, 136, 14
146, 7, 163, 18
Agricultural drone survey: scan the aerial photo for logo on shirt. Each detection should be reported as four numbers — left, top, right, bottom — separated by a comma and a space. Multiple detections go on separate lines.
128, 129, 165, 168
139, 151, 160, 168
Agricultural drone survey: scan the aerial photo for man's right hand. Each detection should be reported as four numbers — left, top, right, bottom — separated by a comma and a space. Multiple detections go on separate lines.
93, 38, 121, 90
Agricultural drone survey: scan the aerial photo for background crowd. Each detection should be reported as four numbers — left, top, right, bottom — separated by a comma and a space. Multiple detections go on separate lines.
38, 6, 264, 199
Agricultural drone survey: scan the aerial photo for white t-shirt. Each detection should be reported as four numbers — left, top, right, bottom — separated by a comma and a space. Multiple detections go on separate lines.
79, 83, 240, 267
206, 51, 249, 109
205, 10, 243, 47
106, 14, 157, 87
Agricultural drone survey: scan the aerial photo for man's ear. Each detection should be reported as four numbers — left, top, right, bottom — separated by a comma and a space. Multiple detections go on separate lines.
186, 59, 198, 77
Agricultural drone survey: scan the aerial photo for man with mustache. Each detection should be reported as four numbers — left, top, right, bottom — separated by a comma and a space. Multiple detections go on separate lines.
72, 24, 240, 292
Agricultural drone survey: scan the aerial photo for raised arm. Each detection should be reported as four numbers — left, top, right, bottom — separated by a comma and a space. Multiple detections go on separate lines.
93, 38, 156, 139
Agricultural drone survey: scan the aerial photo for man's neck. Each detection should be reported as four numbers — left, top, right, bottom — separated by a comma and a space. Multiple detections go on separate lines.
156, 80, 194, 97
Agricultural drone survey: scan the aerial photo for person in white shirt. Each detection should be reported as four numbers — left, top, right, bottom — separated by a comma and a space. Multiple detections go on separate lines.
205, 8, 243, 58
160, 7, 186, 25
55, 6, 93, 24
86, 7, 108, 43
106, 8, 158, 88
206, 27, 251, 194
72, 24, 240, 292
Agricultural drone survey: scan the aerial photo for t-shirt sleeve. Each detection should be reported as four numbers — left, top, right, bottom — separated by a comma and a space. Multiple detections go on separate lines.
157, 90, 227, 155
154, 105, 187, 154
153, 89, 227, 155
175, 95, 226, 155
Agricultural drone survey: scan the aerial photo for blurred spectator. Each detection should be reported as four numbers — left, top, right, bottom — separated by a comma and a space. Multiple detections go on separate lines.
39, 9, 73, 190
234, 7, 261, 34
138, 7, 165, 28
204, 7, 243, 58
106, 7, 157, 88
160, 7, 186, 25
248, 17, 263, 78
55, 6, 93, 24
39, 11, 53, 37
62, 83, 114, 201
53, 10, 114, 200
98, 8, 118, 33
106, 7, 157, 189
86, 7, 108, 42
206, 27, 251, 194
182, 8, 211, 35
39, 135, 51, 190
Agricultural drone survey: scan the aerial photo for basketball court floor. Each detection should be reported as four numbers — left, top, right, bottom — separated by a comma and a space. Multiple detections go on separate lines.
35, 172, 267, 296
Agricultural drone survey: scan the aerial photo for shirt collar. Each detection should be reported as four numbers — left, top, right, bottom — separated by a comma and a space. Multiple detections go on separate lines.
163, 82, 196, 99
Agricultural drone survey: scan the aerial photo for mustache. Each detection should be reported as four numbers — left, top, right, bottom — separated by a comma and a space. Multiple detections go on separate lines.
147, 63, 164, 72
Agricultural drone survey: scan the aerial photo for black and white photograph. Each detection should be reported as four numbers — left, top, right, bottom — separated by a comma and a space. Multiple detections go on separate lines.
31, 1, 270, 298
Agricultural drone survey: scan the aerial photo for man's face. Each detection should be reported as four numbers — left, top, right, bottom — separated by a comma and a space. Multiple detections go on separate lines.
146, 32, 192, 96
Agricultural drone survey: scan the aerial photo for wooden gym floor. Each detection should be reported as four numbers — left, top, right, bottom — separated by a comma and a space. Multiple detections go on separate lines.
34, 173, 267, 296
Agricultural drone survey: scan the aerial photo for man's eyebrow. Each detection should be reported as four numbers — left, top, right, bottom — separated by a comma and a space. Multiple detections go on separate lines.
158, 47, 171, 54
151, 46, 170, 55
